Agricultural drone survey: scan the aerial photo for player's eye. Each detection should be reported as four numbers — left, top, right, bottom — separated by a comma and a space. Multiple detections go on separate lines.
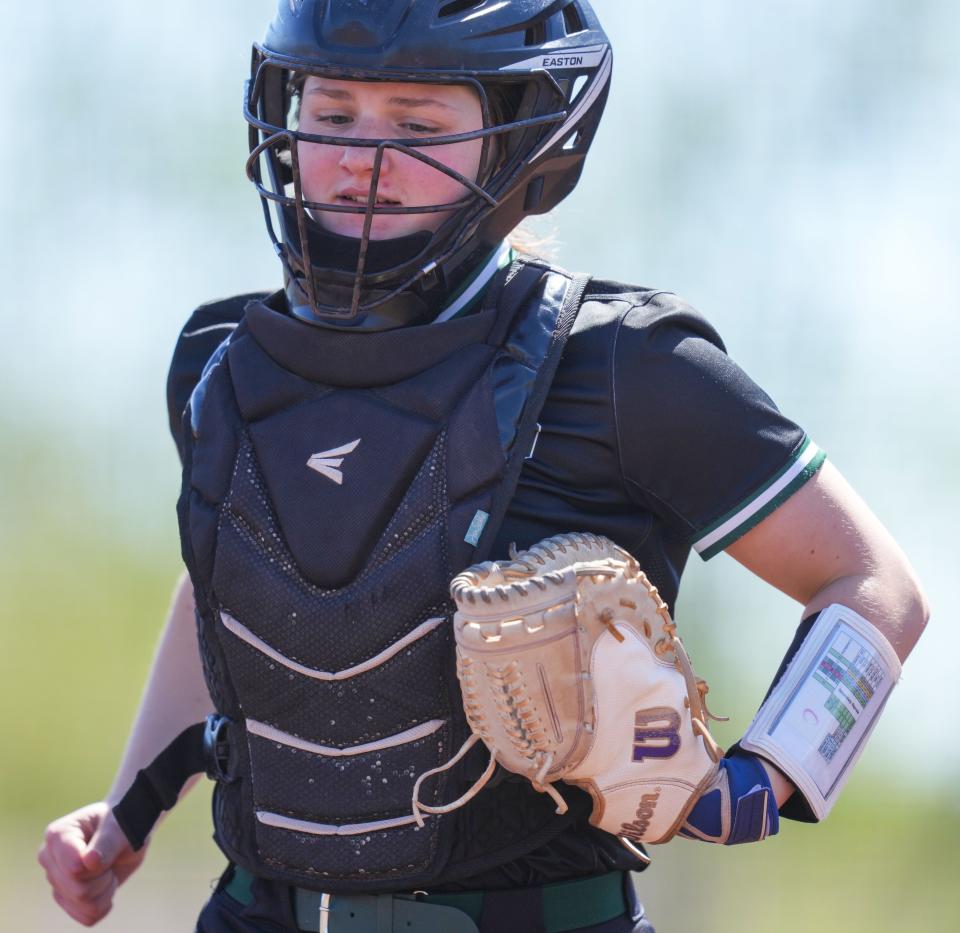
401, 121, 442, 135
310, 113, 352, 126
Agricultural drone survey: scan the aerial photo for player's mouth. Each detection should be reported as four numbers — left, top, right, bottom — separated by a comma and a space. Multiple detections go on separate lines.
336, 192, 401, 207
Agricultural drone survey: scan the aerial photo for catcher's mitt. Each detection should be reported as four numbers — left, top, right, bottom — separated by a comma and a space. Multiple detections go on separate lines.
412, 533, 724, 851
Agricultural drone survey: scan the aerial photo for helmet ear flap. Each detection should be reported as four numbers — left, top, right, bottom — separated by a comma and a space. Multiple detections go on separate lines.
504, 81, 541, 157
255, 63, 297, 190
481, 79, 558, 188
260, 61, 290, 129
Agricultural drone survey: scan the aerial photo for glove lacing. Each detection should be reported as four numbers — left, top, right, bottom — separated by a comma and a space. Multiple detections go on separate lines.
411, 656, 567, 827
656, 616, 726, 763
410, 732, 498, 828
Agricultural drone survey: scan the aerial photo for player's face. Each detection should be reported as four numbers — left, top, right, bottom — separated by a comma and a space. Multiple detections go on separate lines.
296, 77, 485, 240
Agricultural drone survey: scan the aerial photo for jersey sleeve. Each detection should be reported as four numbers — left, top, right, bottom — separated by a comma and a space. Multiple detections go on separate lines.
166, 292, 269, 463
613, 292, 825, 559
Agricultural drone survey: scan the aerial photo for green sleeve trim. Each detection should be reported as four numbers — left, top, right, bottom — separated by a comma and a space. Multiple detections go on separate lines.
694, 438, 826, 560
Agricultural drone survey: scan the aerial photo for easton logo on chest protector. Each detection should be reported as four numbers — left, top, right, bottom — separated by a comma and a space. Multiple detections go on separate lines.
306, 438, 361, 485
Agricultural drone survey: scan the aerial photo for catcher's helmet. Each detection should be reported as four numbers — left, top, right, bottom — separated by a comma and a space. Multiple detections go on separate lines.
245, 0, 612, 323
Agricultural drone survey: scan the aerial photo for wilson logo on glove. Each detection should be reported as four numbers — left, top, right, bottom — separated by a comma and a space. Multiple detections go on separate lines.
619, 789, 662, 840
633, 708, 682, 761
411, 532, 727, 860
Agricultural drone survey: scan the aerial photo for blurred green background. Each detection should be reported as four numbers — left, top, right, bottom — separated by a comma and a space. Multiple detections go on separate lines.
2, 1, 957, 929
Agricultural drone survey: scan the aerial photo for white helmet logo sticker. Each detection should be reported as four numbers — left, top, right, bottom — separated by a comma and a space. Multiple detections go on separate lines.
500, 44, 608, 72
307, 439, 361, 486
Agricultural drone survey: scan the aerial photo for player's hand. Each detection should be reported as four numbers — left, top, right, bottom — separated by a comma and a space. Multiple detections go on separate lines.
38, 801, 147, 926
677, 752, 781, 845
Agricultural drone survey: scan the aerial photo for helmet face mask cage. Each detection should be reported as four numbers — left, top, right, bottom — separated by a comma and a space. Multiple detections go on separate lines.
243, 1, 612, 321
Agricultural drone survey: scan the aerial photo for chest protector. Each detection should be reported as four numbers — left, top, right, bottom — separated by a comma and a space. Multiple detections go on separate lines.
177, 262, 589, 892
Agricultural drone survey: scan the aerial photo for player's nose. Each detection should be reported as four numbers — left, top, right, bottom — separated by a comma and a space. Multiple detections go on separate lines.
338, 126, 393, 176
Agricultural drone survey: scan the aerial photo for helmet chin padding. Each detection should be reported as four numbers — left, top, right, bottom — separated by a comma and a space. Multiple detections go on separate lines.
245, 0, 612, 320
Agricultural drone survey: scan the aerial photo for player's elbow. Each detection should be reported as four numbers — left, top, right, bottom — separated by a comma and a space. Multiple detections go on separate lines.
899, 567, 930, 651
819, 554, 929, 662
874, 552, 929, 660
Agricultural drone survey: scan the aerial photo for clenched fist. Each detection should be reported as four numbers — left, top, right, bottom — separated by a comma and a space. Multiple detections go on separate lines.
38, 802, 146, 927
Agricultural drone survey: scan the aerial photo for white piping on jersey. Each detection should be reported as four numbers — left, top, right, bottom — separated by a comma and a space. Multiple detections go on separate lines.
219, 611, 444, 681
431, 240, 511, 324
182, 322, 239, 338
693, 439, 823, 557
246, 717, 445, 758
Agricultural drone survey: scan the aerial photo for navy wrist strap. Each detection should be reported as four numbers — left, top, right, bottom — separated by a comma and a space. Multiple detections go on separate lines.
111, 721, 207, 851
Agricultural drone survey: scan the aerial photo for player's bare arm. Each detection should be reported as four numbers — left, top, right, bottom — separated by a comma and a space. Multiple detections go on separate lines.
726, 459, 928, 661
679, 458, 929, 835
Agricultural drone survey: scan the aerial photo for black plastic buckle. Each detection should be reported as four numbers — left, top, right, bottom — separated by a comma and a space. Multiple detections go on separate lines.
202, 714, 235, 782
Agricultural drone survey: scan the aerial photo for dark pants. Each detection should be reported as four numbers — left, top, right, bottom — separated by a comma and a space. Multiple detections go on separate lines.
195, 872, 655, 933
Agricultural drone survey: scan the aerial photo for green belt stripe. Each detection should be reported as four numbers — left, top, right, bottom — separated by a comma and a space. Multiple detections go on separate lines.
226, 866, 626, 932
415, 890, 485, 923
542, 870, 626, 931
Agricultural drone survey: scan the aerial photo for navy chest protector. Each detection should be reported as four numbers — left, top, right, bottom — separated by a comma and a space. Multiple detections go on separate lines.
114, 262, 590, 892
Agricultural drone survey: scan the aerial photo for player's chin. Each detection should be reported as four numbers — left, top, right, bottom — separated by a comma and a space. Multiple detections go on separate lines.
318, 212, 442, 242
313, 211, 424, 240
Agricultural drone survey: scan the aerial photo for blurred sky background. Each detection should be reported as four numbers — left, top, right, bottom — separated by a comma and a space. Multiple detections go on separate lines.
2, 1, 958, 930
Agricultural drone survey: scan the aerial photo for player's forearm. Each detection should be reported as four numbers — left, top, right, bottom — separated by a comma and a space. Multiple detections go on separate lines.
106, 573, 213, 806
757, 759, 796, 807
755, 567, 927, 808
